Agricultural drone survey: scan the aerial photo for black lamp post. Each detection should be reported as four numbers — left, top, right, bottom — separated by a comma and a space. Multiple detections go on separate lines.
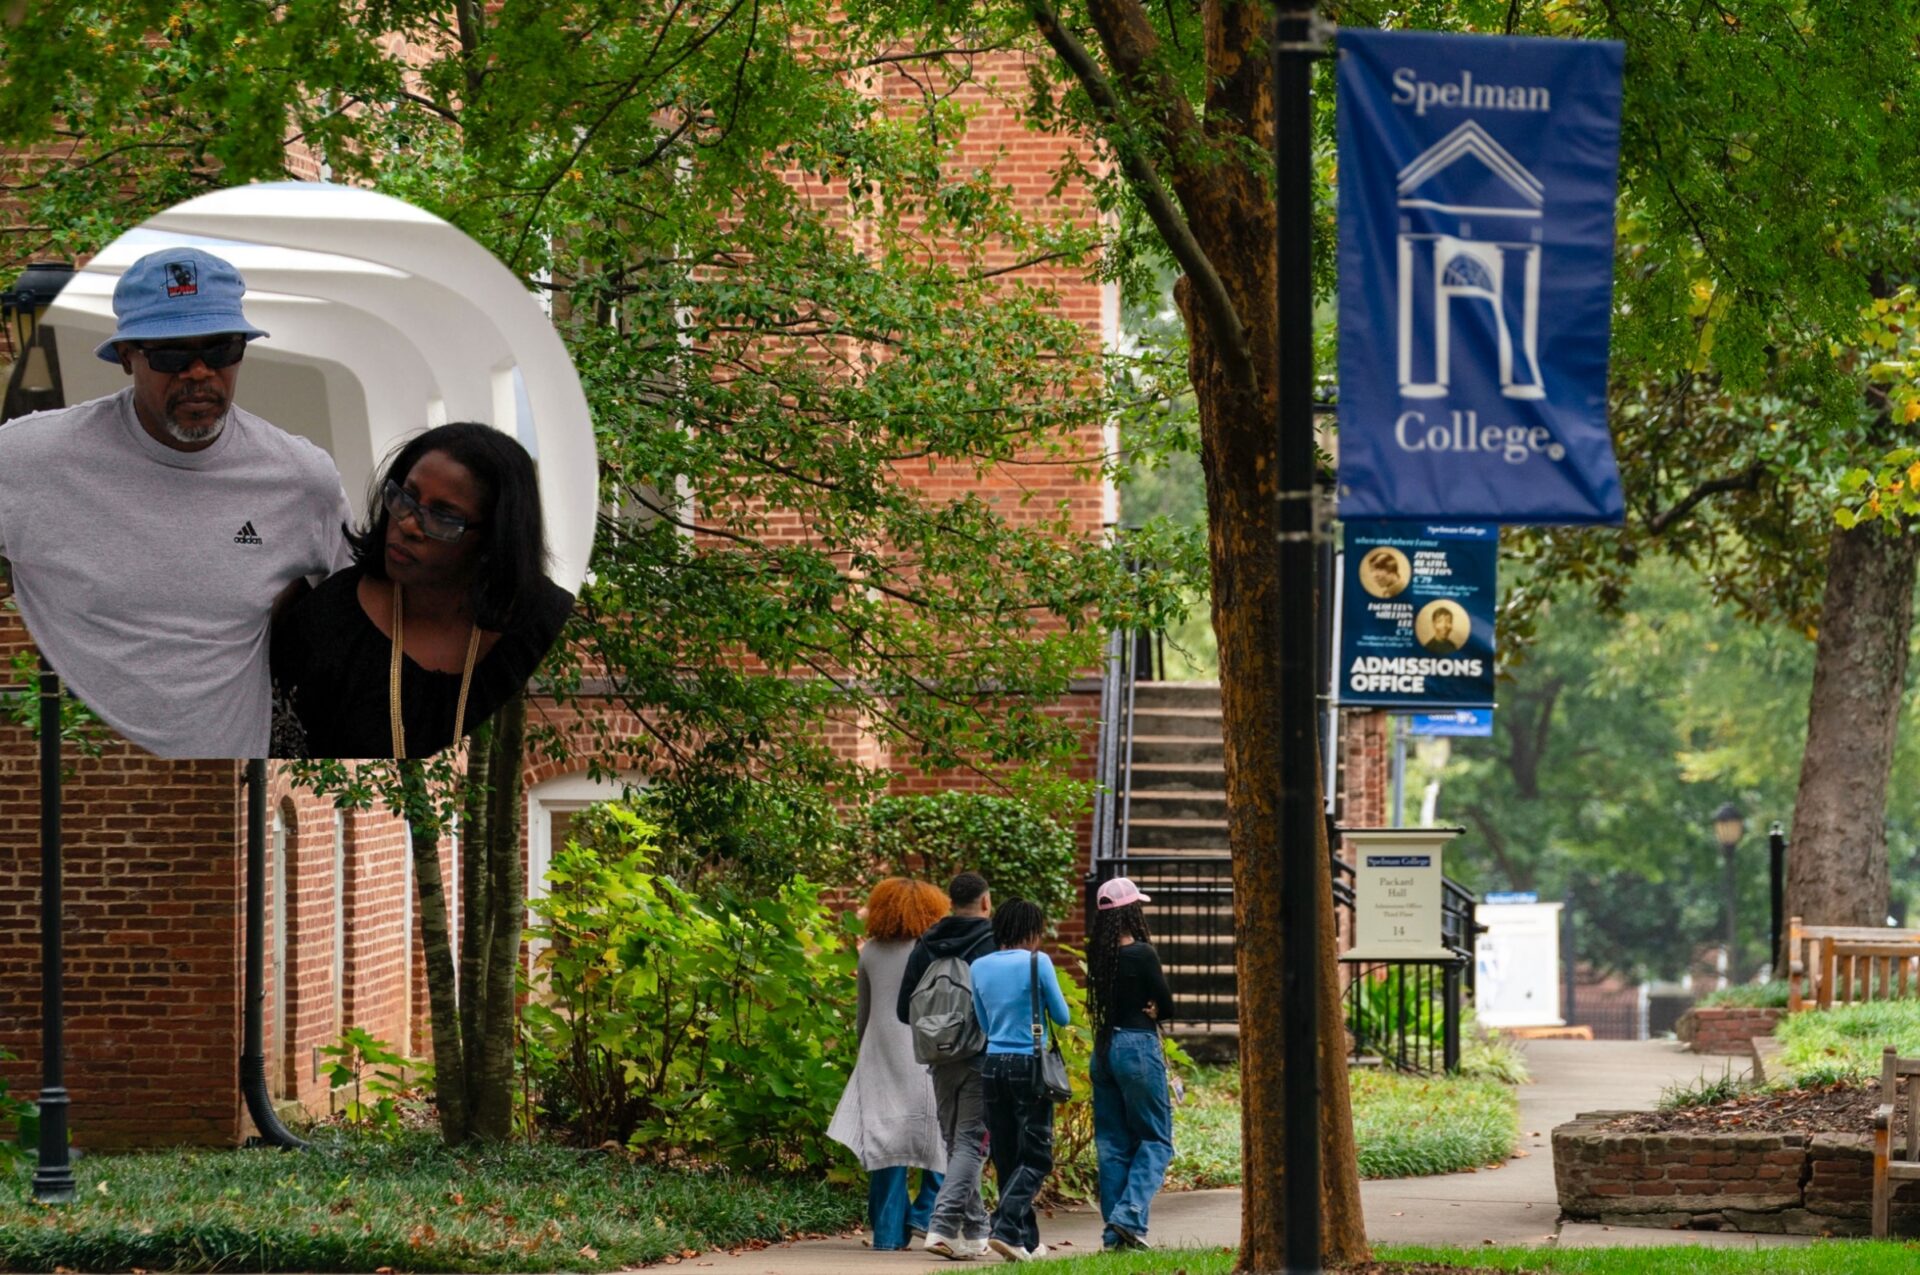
1714, 801, 1745, 986
4, 262, 76, 1204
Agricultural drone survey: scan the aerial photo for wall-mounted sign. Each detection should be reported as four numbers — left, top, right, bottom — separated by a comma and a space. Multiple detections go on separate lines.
1342, 826, 1463, 961
1335, 28, 1626, 525
1408, 708, 1494, 737
1340, 520, 1495, 709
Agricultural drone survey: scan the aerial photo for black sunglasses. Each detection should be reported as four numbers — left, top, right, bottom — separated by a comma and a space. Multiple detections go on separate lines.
136, 337, 247, 374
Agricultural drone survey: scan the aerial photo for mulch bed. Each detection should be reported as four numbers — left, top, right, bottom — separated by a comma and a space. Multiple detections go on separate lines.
1601, 1081, 1903, 1137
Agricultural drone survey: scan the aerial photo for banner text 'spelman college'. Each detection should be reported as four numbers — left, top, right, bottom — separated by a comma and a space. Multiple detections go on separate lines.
1336, 29, 1626, 524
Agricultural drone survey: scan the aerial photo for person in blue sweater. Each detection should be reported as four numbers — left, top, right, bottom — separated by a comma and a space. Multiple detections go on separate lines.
969, 898, 1070, 1263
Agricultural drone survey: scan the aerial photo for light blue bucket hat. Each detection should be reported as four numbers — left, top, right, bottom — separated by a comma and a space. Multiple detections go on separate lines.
93, 246, 270, 362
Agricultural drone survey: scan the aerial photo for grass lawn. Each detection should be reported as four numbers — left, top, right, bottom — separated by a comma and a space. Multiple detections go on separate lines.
0, 1128, 859, 1273
1040, 1244, 1920, 1274
1775, 1000, 1920, 1085
1169, 1065, 1520, 1186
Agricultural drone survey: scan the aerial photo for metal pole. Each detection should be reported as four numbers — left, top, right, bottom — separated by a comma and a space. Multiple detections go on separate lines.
1389, 715, 1406, 827
241, 759, 307, 1149
32, 662, 74, 1204
1769, 822, 1786, 977
1275, 4, 1323, 1270
1722, 839, 1738, 984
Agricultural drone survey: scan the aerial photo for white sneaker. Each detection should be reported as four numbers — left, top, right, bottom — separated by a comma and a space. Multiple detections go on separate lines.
1028, 1243, 1048, 1259
965, 1237, 992, 1258
987, 1237, 1030, 1263
924, 1233, 967, 1260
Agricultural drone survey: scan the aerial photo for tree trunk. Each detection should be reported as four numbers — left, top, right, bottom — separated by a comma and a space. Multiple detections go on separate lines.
1785, 520, 1918, 948
408, 694, 530, 1144
472, 692, 528, 1140
406, 760, 472, 1145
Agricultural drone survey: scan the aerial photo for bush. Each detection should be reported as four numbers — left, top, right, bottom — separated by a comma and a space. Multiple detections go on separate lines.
0, 1128, 861, 1272
1696, 980, 1790, 1009
1346, 966, 1445, 1060
1349, 1070, 1518, 1178
1775, 1000, 1920, 1085
1658, 1069, 1747, 1111
1459, 1013, 1531, 1085
853, 792, 1077, 925
0, 1048, 32, 1168
521, 803, 858, 1170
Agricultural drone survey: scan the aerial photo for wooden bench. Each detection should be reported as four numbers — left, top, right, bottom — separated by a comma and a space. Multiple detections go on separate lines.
1786, 917, 1920, 1010
1873, 1047, 1920, 1237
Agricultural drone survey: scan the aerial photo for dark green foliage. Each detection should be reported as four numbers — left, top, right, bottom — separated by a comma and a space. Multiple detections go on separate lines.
520, 804, 857, 1169
853, 791, 1078, 926
1348, 1070, 1519, 1179
1345, 967, 1445, 1062
0, 1129, 861, 1273
0, 1048, 32, 1170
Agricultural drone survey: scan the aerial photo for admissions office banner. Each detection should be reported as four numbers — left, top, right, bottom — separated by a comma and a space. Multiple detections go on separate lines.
1340, 521, 1495, 709
1336, 28, 1626, 524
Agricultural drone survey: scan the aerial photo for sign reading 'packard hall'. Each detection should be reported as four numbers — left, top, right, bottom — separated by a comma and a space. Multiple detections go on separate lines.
1336, 28, 1626, 525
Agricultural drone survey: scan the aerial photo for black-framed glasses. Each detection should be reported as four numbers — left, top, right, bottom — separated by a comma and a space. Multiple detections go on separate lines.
383, 479, 480, 543
136, 336, 247, 374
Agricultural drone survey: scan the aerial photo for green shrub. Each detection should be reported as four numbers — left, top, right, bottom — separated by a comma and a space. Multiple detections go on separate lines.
522, 803, 858, 1170
853, 792, 1077, 925
0, 1128, 861, 1272
1658, 1069, 1747, 1110
1349, 1069, 1518, 1178
1459, 1013, 1531, 1085
1696, 980, 1790, 1010
1775, 1000, 1920, 1085
0, 1048, 32, 1169
1346, 966, 1445, 1061
318, 1028, 429, 1136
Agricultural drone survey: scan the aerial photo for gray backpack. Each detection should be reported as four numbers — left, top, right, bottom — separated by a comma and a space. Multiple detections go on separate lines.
909, 953, 986, 1064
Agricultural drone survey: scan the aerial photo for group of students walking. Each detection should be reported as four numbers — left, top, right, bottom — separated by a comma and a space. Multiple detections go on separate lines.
827, 871, 1175, 1263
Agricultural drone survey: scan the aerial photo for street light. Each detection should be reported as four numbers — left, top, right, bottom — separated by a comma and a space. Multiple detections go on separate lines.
4, 263, 76, 1205
1715, 801, 1745, 987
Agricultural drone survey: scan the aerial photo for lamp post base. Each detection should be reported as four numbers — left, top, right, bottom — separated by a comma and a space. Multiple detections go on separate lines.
31, 1086, 75, 1204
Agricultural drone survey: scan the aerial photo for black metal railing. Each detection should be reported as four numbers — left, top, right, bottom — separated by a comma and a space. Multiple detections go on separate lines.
1334, 856, 1477, 1073
1086, 855, 1238, 1026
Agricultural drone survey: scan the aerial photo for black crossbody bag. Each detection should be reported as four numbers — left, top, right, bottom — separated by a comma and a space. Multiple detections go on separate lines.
1029, 950, 1073, 1103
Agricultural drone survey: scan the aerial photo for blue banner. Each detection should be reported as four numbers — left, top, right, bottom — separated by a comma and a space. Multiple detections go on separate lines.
1340, 521, 1496, 709
1336, 29, 1625, 524
1408, 708, 1494, 737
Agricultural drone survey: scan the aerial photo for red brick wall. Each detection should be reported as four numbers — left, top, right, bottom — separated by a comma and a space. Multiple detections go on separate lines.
0, 717, 245, 1149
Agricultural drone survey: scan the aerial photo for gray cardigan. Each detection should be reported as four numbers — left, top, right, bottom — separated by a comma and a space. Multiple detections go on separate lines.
826, 938, 945, 1171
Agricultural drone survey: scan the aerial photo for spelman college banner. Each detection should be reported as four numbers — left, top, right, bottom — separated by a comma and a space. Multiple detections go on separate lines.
1336, 29, 1626, 524
1340, 521, 1496, 710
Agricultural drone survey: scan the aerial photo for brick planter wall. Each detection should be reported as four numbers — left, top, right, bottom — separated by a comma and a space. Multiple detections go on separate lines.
1675, 1006, 1786, 1055
1554, 1112, 1920, 1236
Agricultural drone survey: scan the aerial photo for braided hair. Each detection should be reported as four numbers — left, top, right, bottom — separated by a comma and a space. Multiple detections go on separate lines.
1088, 900, 1152, 1047
992, 898, 1047, 950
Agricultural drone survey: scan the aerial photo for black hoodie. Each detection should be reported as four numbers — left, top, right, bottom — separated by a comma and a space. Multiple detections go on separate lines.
894, 914, 998, 1025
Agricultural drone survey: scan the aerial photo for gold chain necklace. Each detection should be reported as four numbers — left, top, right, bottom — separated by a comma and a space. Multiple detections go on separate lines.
388, 581, 482, 759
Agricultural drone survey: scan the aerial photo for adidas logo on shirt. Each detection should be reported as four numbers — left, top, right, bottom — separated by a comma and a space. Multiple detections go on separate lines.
234, 521, 262, 546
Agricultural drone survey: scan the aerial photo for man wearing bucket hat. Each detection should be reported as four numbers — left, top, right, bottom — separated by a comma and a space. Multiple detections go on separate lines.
0, 246, 353, 757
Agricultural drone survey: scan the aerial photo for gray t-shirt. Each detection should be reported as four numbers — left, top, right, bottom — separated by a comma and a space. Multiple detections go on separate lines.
0, 387, 353, 757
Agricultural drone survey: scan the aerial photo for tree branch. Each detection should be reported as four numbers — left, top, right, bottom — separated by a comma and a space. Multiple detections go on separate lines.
1023, 0, 1252, 385
1646, 462, 1765, 535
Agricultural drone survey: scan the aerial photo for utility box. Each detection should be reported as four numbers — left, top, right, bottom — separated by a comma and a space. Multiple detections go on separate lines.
1475, 899, 1565, 1028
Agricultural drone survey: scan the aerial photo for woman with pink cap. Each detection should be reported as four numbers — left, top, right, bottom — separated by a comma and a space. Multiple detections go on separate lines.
1087, 876, 1175, 1251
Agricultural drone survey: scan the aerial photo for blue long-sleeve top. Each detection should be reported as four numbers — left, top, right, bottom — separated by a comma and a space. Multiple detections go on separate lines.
971, 948, 1071, 1055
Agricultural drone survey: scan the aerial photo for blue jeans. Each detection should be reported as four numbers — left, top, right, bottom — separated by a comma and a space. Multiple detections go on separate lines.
868, 1165, 943, 1250
982, 1052, 1054, 1252
1091, 1028, 1175, 1245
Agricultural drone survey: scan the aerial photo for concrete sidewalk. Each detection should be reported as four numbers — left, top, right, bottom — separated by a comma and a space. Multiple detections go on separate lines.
673, 1039, 1772, 1270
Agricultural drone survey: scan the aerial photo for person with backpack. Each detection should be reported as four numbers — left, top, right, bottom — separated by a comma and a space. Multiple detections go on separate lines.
827, 878, 952, 1250
1087, 877, 1175, 1250
969, 898, 1070, 1263
897, 872, 997, 1260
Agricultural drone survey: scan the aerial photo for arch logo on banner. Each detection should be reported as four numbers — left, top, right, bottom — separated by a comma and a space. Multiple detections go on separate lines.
1336, 28, 1625, 525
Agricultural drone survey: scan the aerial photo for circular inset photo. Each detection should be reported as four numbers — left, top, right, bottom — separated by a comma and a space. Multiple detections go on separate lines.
1358, 544, 1411, 599
1, 182, 597, 760
1416, 599, 1471, 655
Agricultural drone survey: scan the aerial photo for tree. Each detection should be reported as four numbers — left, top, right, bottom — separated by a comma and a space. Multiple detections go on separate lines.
0, 2, 1194, 1137
852, 1, 1371, 1265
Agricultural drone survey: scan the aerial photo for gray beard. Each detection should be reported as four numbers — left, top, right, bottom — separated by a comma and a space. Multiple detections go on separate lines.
162, 405, 230, 447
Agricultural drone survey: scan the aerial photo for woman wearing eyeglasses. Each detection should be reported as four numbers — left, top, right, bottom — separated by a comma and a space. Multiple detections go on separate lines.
268, 423, 574, 759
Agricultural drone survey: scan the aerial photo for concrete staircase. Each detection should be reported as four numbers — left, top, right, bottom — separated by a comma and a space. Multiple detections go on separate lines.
1112, 682, 1238, 1038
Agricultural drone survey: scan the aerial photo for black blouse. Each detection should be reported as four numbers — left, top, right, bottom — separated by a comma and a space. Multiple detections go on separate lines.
1096, 941, 1175, 1041
270, 564, 574, 759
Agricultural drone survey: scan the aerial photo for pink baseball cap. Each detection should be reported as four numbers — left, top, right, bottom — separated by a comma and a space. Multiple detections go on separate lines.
1097, 877, 1151, 910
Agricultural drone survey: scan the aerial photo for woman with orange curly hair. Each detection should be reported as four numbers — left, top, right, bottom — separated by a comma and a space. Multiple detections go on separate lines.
828, 877, 953, 1250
